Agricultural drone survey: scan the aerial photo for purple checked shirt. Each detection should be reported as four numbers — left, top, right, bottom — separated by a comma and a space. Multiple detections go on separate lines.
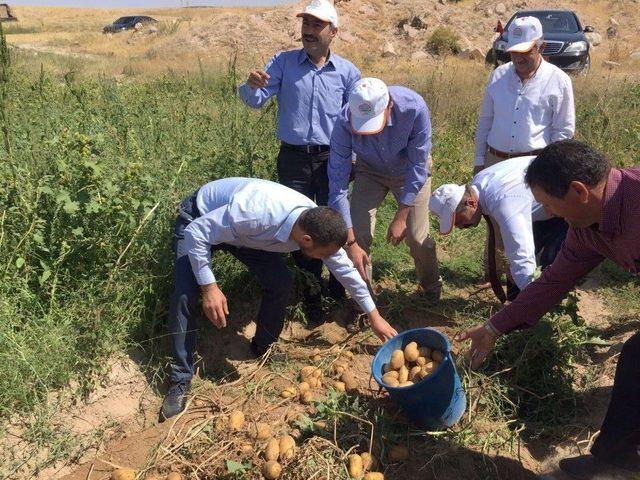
490, 167, 640, 333
328, 86, 432, 228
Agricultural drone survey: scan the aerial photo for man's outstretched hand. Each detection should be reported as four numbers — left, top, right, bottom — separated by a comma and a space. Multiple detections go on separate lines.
368, 309, 398, 342
455, 322, 498, 369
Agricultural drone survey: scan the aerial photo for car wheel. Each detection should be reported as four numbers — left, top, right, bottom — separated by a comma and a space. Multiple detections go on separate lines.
579, 54, 590, 76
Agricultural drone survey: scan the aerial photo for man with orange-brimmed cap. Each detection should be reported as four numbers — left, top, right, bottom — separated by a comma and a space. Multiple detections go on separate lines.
473, 15, 575, 291
238, 0, 360, 325
328, 77, 441, 331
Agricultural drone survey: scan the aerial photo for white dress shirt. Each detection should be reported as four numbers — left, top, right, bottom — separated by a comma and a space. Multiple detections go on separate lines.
183, 177, 376, 313
475, 60, 575, 166
472, 156, 550, 289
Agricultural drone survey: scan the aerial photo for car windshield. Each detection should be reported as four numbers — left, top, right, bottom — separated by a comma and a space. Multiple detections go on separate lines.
512, 12, 579, 34
114, 17, 135, 25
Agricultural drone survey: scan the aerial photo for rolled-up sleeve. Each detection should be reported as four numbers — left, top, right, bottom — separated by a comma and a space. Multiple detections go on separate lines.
400, 105, 431, 207
183, 207, 236, 286
490, 229, 604, 333
328, 110, 355, 228
550, 74, 575, 142
474, 71, 496, 166
238, 53, 283, 109
324, 249, 376, 313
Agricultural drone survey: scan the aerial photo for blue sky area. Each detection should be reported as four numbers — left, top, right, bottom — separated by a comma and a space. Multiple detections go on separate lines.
10, 0, 292, 7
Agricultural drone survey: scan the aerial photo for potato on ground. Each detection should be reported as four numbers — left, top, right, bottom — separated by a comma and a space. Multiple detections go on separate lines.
360, 452, 375, 471
280, 385, 296, 398
347, 453, 364, 479
279, 434, 296, 461
253, 422, 271, 440
300, 390, 314, 404
364, 473, 384, 480
111, 469, 135, 480
228, 410, 245, 430
265, 437, 280, 461
341, 371, 358, 392
167, 473, 182, 480
263, 460, 282, 479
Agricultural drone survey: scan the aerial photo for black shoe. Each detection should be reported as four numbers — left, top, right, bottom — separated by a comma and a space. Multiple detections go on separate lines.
250, 339, 269, 358
160, 381, 191, 421
559, 454, 640, 479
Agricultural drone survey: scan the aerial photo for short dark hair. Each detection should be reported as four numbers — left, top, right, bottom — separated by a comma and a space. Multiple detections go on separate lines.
298, 207, 348, 247
525, 140, 610, 198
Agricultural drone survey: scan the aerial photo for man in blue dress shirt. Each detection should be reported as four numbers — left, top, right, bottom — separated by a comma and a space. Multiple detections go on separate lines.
238, 0, 360, 322
161, 177, 397, 420
329, 78, 442, 326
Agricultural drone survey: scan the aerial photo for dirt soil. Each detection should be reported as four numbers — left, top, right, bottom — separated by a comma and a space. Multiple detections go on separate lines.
27, 278, 626, 480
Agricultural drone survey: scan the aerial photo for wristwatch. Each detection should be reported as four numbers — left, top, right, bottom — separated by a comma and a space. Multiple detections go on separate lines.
483, 320, 501, 338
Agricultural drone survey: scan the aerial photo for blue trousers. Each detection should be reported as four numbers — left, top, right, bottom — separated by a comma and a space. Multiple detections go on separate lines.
168, 192, 293, 384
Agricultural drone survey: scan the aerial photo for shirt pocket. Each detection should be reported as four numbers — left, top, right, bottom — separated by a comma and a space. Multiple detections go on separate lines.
318, 75, 346, 117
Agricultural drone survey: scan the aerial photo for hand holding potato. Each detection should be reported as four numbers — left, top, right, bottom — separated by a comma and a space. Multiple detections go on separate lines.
455, 322, 497, 369
201, 283, 229, 329
247, 69, 270, 89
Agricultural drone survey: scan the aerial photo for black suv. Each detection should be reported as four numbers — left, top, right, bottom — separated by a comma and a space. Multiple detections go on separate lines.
491, 10, 593, 74
102, 16, 157, 34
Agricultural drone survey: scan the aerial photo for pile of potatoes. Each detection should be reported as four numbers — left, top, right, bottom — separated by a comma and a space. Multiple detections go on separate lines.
381, 342, 444, 388
347, 451, 385, 479
261, 433, 297, 479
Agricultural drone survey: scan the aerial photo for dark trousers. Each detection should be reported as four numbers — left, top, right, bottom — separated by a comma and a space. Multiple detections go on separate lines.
277, 144, 344, 300
507, 217, 569, 300
591, 332, 640, 463
533, 217, 569, 269
168, 193, 293, 384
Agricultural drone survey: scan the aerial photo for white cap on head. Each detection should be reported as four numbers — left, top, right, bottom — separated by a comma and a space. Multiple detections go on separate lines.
297, 0, 339, 28
506, 16, 543, 53
348, 77, 390, 135
429, 184, 466, 235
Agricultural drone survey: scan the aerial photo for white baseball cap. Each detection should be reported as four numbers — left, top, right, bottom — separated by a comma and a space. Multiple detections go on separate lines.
348, 78, 390, 135
297, 0, 339, 28
506, 16, 543, 53
429, 184, 466, 235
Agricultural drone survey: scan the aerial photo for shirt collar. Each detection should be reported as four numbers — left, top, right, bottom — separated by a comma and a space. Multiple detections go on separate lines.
298, 48, 336, 69
599, 168, 623, 234
275, 206, 307, 243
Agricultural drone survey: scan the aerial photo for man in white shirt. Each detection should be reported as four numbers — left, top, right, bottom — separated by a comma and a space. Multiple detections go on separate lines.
474, 16, 575, 288
430, 156, 568, 300
161, 177, 397, 420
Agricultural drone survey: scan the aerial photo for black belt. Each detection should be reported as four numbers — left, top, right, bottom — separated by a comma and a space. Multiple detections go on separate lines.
281, 142, 330, 154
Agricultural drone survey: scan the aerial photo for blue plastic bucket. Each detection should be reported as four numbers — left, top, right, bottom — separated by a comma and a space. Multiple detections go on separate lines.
372, 328, 466, 430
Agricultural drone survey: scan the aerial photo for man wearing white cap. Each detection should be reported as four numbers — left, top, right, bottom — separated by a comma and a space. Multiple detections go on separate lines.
238, 0, 360, 323
429, 156, 567, 301
328, 77, 441, 319
474, 15, 575, 289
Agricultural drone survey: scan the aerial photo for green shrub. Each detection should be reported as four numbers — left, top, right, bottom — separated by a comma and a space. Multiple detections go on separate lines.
426, 26, 461, 55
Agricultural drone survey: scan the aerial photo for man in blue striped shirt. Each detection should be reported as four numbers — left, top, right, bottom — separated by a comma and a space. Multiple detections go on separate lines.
239, 0, 360, 323
161, 177, 397, 420
329, 78, 442, 323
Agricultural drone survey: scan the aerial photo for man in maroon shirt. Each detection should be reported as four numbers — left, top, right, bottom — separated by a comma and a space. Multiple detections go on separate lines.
457, 140, 640, 479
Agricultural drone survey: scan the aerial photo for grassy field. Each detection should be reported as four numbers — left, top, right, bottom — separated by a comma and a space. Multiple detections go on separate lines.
1, 21, 640, 479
